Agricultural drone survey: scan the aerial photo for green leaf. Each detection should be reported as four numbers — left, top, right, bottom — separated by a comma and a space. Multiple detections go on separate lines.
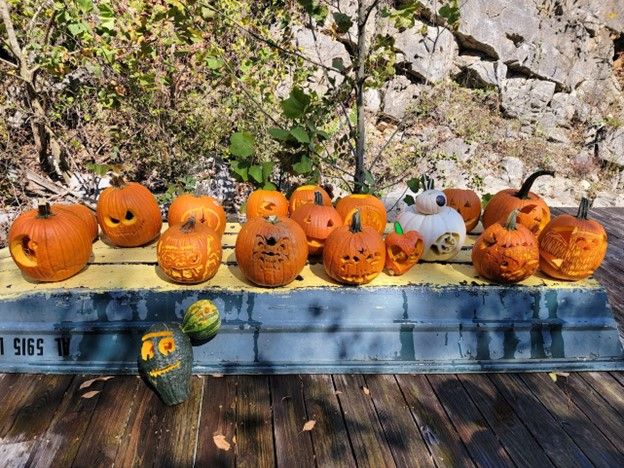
316, 129, 331, 141
332, 57, 345, 71
297, 0, 327, 22
98, 2, 116, 32
262, 181, 277, 190
403, 194, 415, 206
85, 163, 110, 177
249, 164, 264, 184
230, 160, 250, 181
280, 87, 310, 119
77, 0, 93, 13
262, 162, 275, 182
205, 56, 224, 70
290, 126, 310, 144
438, 0, 460, 26
229, 131, 255, 158
481, 193, 493, 208
292, 154, 313, 174
333, 12, 353, 34
268, 127, 290, 141
406, 177, 421, 193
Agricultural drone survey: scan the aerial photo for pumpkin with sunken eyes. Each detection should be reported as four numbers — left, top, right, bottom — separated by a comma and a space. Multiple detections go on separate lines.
443, 188, 481, 233
336, 194, 387, 234
167, 193, 226, 236
291, 191, 343, 255
288, 185, 332, 214
384, 222, 424, 276
246, 189, 289, 219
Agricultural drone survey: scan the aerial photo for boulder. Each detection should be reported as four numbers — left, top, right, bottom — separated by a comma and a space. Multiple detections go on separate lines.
499, 156, 524, 185
599, 127, 624, 166
500, 78, 556, 123
381, 75, 421, 121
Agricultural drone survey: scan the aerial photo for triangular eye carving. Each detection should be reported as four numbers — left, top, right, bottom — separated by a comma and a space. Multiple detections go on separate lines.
326, 219, 334, 227
464, 201, 471, 207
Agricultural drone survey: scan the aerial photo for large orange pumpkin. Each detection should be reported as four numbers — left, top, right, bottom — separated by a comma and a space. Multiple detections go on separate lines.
235, 216, 308, 287
157, 217, 222, 284
323, 210, 386, 285
481, 170, 554, 235
96, 176, 162, 247
291, 191, 343, 255
246, 189, 289, 219
8, 203, 93, 282
167, 193, 226, 236
336, 194, 387, 234
539, 197, 608, 281
384, 222, 424, 276
55, 203, 98, 241
288, 185, 331, 214
443, 188, 481, 233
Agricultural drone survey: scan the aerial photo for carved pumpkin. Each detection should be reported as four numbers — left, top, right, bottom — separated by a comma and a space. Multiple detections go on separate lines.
246, 189, 289, 219
443, 188, 481, 233
336, 194, 387, 234
138, 322, 192, 406
397, 189, 466, 261
323, 210, 385, 285
157, 217, 222, 284
8, 203, 92, 282
55, 204, 98, 241
539, 197, 608, 281
235, 216, 308, 287
482, 170, 554, 235
472, 209, 539, 283
182, 299, 221, 341
291, 191, 343, 255
96, 176, 162, 247
167, 193, 226, 236
288, 185, 332, 214
384, 222, 424, 276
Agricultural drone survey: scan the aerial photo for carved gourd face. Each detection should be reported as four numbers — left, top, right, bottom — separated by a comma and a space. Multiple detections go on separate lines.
288, 185, 332, 214
235, 216, 308, 287
336, 194, 387, 234
167, 193, 226, 236
138, 322, 192, 406
385, 222, 424, 276
246, 189, 289, 219
443, 188, 481, 233
291, 191, 343, 255
539, 198, 607, 280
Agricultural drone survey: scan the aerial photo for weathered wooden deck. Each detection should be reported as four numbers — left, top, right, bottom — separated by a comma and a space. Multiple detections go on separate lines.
1, 207, 624, 467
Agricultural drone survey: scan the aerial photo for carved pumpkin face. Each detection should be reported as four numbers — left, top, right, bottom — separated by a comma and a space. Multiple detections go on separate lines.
289, 185, 332, 214
385, 222, 424, 276
443, 188, 481, 233
336, 194, 387, 234
539, 198, 607, 280
167, 193, 226, 236
138, 322, 192, 406
472, 210, 539, 283
291, 191, 343, 255
246, 189, 289, 219
96, 176, 162, 247
157, 217, 222, 284
235, 216, 308, 287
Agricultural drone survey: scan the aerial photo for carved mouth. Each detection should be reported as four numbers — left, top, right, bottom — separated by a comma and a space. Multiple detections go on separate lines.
148, 361, 181, 377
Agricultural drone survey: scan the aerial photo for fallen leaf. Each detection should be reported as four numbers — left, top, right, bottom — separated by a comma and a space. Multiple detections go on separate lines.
213, 434, 231, 451
362, 386, 370, 396
232, 435, 237, 445
281, 395, 292, 402
79, 376, 113, 390
548, 372, 570, 383
334, 391, 343, 395
81, 390, 100, 399
302, 420, 316, 432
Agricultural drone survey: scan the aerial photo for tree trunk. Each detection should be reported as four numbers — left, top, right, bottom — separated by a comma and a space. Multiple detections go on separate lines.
353, 0, 369, 194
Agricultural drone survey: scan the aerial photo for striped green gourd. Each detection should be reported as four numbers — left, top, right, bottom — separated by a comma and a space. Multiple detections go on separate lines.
181, 299, 221, 341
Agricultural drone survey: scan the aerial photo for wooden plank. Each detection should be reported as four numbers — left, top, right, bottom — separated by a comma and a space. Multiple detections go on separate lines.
301, 374, 355, 468
236, 376, 275, 468
395, 375, 474, 467
610, 371, 624, 387
457, 374, 554, 467
364, 375, 434, 467
270, 375, 316, 468
333, 374, 396, 468
195, 376, 237, 467
580, 372, 624, 419
0, 374, 38, 436
427, 374, 514, 467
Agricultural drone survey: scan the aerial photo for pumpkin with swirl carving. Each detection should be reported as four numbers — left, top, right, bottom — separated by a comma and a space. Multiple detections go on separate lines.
168, 193, 226, 236
336, 194, 387, 234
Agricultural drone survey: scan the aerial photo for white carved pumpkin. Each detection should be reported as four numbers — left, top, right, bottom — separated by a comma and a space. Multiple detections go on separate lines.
397, 189, 466, 261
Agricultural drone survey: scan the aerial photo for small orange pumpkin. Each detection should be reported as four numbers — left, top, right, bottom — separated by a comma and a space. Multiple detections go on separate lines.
167, 193, 226, 236
291, 191, 343, 255
539, 197, 608, 281
472, 209, 539, 283
482, 170, 554, 235
157, 217, 222, 284
443, 188, 481, 233
288, 185, 331, 214
384, 222, 424, 276
8, 203, 93, 282
246, 189, 289, 219
96, 175, 162, 247
323, 210, 386, 285
55, 204, 98, 241
336, 194, 387, 234
235, 216, 308, 287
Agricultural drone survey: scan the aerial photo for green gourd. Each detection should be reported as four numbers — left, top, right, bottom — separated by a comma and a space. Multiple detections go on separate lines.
182, 299, 221, 341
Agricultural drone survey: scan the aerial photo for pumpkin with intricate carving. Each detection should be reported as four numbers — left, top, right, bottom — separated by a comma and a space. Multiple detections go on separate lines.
55, 204, 98, 241
168, 193, 226, 236
246, 189, 289, 219
336, 194, 387, 234
472, 210, 539, 283
288, 185, 331, 214
291, 191, 343, 255
182, 299, 221, 341
235, 216, 308, 287
384, 222, 424, 276
443, 188, 481, 233
539, 198, 607, 281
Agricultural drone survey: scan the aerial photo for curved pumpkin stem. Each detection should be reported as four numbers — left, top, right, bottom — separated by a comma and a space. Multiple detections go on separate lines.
110, 174, 126, 188
516, 170, 555, 199
350, 209, 362, 233
576, 197, 591, 220
314, 191, 323, 206
181, 216, 196, 233
394, 222, 404, 235
37, 202, 53, 218
505, 209, 520, 230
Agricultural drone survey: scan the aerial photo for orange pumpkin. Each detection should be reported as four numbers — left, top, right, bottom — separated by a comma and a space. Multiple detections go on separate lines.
246, 189, 289, 219
323, 210, 386, 285
55, 203, 98, 241
443, 188, 481, 233
336, 194, 387, 234
539, 197, 608, 281
288, 185, 331, 214
291, 191, 343, 255
482, 170, 554, 235
384, 222, 424, 276
167, 193, 226, 236
235, 216, 308, 287
96, 175, 162, 247
157, 217, 222, 284
8, 203, 92, 282
472, 209, 539, 283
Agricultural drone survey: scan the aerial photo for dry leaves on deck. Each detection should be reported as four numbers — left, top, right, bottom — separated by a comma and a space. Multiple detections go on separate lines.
548, 372, 570, 383
81, 390, 101, 399
361, 386, 370, 395
302, 420, 316, 432
79, 376, 113, 390
213, 434, 231, 451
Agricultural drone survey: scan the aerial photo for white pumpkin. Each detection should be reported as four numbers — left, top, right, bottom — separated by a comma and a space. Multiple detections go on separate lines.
397, 189, 466, 261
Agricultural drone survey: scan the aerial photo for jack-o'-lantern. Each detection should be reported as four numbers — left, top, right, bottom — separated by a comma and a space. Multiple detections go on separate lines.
397, 187, 466, 261
289, 185, 332, 214
8, 202, 93, 282
472, 209, 539, 283
384, 222, 424, 276
291, 191, 343, 255
245, 189, 289, 219
235, 215, 308, 287
539, 197, 607, 281
157, 217, 222, 284
55, 204, 98, 241
167, 193, 226, 236
138, 322, 192, 406
443, 188, 481, 233
336, 194, 387, 234
482, 170, 554, 235
96, 175, 162, 247
323, 210, 385, 285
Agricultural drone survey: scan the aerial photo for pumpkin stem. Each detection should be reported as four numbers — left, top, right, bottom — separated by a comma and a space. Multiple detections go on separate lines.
181, 216, 196, 233
394, 222, 404, 235
576, 197, 591, 220
110, 174, 126, 188
37, 202, 53, 218
505, 209, 520, 230
313, 191, 323, 206
350, 209, 362, 233
516, 170, 555, 199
